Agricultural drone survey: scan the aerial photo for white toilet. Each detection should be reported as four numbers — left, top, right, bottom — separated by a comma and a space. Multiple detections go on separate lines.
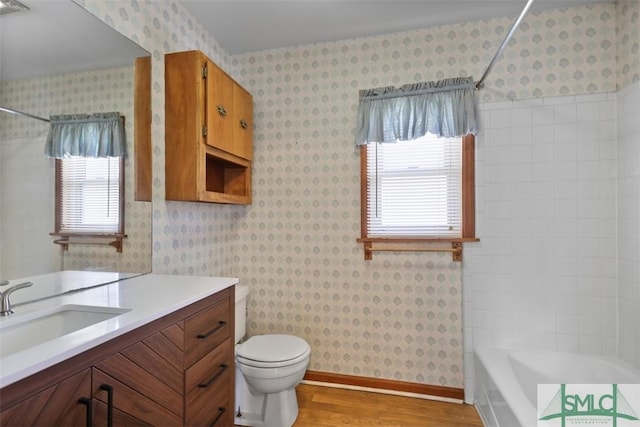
234, 285, 311, 427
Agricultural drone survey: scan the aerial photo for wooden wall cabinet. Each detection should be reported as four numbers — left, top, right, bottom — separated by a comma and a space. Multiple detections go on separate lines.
0, 287, 234, 427
165, 50, 253, 204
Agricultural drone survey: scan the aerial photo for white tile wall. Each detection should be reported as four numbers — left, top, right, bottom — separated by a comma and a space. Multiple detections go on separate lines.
617, 81, 640, 369
463, 92, 618, 401
0, 136, 59, 279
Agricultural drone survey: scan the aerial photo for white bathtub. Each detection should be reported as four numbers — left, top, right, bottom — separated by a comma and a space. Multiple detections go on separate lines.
474, 347, 640, 427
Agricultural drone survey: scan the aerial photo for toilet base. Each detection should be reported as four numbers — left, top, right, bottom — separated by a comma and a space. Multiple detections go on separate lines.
235, 366, 300, 427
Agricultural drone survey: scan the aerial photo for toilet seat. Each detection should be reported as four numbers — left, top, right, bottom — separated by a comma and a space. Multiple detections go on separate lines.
236, 334, 310, 368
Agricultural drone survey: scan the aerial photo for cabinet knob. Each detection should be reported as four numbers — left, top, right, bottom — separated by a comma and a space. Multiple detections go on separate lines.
239, 119, 248, 129
217, 105, 227, 118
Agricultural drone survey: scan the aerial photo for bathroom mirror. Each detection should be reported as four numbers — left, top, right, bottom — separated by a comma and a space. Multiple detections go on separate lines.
0, 0, 152, 285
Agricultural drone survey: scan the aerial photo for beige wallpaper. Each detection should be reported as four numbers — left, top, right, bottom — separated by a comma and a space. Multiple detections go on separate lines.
230, 3, 618, 386
0, 66, 152, 274
617, 0, 640, 89
233, 3, 622, 102
78, 0, 633, 389
78, 0, 239, 280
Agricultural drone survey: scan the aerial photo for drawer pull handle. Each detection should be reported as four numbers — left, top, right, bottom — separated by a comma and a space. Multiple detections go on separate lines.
210, 407, 226, 427
198, 364, 228, 388
217, 105, 227, 117
99, 384, 114, 427
78, 397, 93, 427
197, 320, 227, 339
239, 118, 248, 129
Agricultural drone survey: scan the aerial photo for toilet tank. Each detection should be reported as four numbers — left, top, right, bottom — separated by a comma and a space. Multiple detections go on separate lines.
234, 285, 249, 343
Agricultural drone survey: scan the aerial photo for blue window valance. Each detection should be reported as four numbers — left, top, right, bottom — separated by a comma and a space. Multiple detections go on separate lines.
45, 112, 126, 158
355, 77, 478, 145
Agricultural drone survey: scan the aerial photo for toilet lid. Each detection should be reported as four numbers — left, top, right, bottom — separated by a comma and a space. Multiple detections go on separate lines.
236, 334, 310, 363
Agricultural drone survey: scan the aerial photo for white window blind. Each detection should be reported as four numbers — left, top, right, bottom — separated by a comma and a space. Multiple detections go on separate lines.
57, 157, 122, 234
366, 134, 462, 237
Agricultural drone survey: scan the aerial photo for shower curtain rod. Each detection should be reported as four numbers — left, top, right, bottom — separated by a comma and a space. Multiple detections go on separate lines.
475, 0, 535, 90
0, 106, 49, 123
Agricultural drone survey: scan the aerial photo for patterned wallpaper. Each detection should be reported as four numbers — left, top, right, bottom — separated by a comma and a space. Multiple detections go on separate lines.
75, 0, 633, 389
233, 3, 621, 103
617, 0, 640, 89
78, 0, 239, 279
0, 66, 152, 274
230, 3, 619, 386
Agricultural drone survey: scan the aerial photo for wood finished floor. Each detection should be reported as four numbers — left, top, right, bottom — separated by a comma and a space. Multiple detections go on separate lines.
291, 384, 484, 427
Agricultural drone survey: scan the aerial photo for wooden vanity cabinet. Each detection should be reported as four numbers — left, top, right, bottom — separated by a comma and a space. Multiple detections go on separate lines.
165, 50, 253, 204
0, 287, 235, 427
0, 369, 92, 427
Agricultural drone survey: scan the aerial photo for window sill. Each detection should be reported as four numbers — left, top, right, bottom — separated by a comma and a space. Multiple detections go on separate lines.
357, 237, 479, 261
50, 232, 127, 253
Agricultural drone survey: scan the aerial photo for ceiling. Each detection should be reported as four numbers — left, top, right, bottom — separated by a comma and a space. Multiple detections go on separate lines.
0, 0, 148, 82
179, 0, 614, 55
0, 0, 614, 83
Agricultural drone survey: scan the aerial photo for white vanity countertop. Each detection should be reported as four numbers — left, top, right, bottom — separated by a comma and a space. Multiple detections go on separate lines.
0, 273, 238, 388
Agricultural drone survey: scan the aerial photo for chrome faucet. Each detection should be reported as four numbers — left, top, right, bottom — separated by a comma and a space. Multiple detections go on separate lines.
0, 281, 33, 316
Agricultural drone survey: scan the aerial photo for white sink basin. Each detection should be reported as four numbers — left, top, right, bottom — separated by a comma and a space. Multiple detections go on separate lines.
0, 305, 130, 358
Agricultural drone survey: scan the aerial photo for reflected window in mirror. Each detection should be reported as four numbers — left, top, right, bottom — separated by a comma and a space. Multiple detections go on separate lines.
52, 157, 125, 251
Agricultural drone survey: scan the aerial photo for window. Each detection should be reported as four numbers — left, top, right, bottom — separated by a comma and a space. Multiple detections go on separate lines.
360, 133, 476, 258
52, 156, 125, 251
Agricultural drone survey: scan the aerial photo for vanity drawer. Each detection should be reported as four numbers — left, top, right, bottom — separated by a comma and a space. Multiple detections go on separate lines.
185, 338, 233, 426
184, 297, 231, 368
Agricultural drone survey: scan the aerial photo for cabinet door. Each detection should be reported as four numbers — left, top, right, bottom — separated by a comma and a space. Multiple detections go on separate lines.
92, 367, 182, 427
92, 323, 185, 426
0, 369, 91, 427
93, 400, 150, 427
204, 59, 253, 161
205, 60, 234, 154
165, 50, 205, 201
232, 82, 253, 160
